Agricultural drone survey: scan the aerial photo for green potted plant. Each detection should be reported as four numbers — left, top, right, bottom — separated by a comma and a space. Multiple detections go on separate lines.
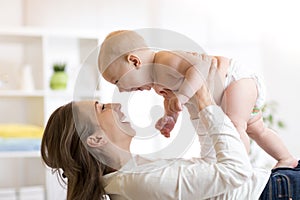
50, 63, 68, 90
262, 101, 285, 130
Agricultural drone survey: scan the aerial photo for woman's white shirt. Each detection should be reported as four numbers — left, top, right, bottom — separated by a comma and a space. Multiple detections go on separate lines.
103, 106, 270, 200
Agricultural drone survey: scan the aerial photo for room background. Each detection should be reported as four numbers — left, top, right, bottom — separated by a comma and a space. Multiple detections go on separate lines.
3, 0, 296, 161
1, 0, 300, 199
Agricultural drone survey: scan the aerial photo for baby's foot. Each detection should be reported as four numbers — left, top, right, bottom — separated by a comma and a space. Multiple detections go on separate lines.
274, 158, 298, 168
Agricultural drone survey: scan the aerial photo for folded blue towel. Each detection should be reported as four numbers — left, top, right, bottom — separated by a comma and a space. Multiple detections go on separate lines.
0, 138, 41, 151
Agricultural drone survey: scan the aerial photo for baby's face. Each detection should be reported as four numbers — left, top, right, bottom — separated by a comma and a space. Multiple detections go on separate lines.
102, 58, 153, 92
102, 58, 129, 85
153, 84, 176, 99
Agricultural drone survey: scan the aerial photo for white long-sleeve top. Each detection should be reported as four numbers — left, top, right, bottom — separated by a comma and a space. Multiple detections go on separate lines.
103, 106, 270, 200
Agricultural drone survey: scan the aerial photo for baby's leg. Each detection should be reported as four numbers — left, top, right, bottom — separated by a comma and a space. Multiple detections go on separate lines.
247, 113, 298, 168
221, 78, 258, 153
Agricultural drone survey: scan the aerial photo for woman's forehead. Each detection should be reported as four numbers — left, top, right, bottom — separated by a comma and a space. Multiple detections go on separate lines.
73, 100, 99, 126
74, 100, 97, 112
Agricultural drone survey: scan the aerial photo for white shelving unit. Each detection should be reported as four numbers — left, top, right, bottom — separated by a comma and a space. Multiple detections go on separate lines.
0, 26, 104, 200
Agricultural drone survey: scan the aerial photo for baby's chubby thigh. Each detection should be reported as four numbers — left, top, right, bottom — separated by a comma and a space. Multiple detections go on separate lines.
221, 78, 258, 129
246, 111, 266, 140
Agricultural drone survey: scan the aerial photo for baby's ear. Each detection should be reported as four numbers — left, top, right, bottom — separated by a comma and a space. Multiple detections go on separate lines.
87, 135, 108, 148
127, 54, 141, 68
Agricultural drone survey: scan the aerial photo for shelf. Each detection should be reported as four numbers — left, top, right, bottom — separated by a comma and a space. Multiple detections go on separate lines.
44, 90, 73, 97
0, 90, 80, 98
0, 26, 102, 199
0, 26, 103, 39
0, 151, 40, 158
0, 90, 44, 97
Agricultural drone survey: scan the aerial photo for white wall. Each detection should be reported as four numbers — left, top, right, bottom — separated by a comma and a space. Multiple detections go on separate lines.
256, 1, 300, 158
23, 0, 154, 30
1, 0, 300, 157
0, 0, 24, 26
153, 0, 300, 158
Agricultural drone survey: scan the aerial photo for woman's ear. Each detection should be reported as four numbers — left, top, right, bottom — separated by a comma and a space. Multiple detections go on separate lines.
87, 135, 108, 148
127, 54, 141, 69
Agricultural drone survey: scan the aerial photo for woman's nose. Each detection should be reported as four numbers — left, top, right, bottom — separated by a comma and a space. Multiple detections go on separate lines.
110, 103, 121, 111
104, 103, 121, 110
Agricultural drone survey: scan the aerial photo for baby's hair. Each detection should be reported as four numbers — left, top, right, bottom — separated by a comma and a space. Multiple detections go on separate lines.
98, 30, 148, 73
104, 30, 128, 40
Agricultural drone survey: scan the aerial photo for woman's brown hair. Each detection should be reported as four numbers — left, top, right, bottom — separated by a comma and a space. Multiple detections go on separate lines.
41, 102, 108, 200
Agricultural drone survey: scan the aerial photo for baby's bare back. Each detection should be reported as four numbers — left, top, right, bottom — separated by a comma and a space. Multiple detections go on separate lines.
153, 51, 230, 104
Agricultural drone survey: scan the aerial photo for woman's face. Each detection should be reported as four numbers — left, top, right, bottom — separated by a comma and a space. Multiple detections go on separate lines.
94, 101, 136, 140
75, 101, 136, 150
94, 102, 136, 151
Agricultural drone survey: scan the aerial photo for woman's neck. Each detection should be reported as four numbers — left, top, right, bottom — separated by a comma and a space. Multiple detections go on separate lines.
105, 143, 133, 170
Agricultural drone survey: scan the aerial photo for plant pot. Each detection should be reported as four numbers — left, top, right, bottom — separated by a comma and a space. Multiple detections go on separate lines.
50, 72, 68, 90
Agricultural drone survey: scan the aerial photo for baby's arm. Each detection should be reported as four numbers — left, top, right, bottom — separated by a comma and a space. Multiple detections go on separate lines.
168, 66, 205, 112
155, 98, 179, 138
157, 66, 203, 136
168, 55, 218, 113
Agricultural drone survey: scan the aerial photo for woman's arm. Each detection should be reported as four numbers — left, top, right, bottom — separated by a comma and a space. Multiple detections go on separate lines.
178, 85, 252, 199
106, 85, 255, 200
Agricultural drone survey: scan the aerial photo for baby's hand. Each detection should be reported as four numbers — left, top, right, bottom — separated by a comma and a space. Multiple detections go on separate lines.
168, 96, 183, 113
155, 115, 176, 138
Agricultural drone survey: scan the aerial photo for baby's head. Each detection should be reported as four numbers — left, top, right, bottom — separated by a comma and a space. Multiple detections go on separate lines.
98, 30, 153, 92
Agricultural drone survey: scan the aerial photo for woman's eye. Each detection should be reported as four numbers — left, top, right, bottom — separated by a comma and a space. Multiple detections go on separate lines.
115, 80, 119, 84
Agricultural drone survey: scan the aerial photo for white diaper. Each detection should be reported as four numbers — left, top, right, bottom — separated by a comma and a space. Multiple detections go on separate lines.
224, 59, 266, 110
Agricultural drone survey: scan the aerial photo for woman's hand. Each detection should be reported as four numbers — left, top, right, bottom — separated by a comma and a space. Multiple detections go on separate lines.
194, 84, 215, 110
194, 60, 217, 111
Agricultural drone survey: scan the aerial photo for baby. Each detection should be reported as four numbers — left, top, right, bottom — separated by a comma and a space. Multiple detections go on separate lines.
98, 30, 297, 168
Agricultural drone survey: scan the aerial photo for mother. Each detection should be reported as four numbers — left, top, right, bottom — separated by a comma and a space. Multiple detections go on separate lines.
41, 84, 299, 200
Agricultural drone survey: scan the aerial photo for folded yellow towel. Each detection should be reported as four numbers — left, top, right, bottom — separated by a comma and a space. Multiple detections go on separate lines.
0, 124, 44, 138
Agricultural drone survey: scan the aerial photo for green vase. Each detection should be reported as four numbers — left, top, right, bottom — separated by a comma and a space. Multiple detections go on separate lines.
50, 72, 68, 90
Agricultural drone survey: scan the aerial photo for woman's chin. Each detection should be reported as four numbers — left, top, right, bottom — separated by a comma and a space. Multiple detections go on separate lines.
119, 122, 136, 137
